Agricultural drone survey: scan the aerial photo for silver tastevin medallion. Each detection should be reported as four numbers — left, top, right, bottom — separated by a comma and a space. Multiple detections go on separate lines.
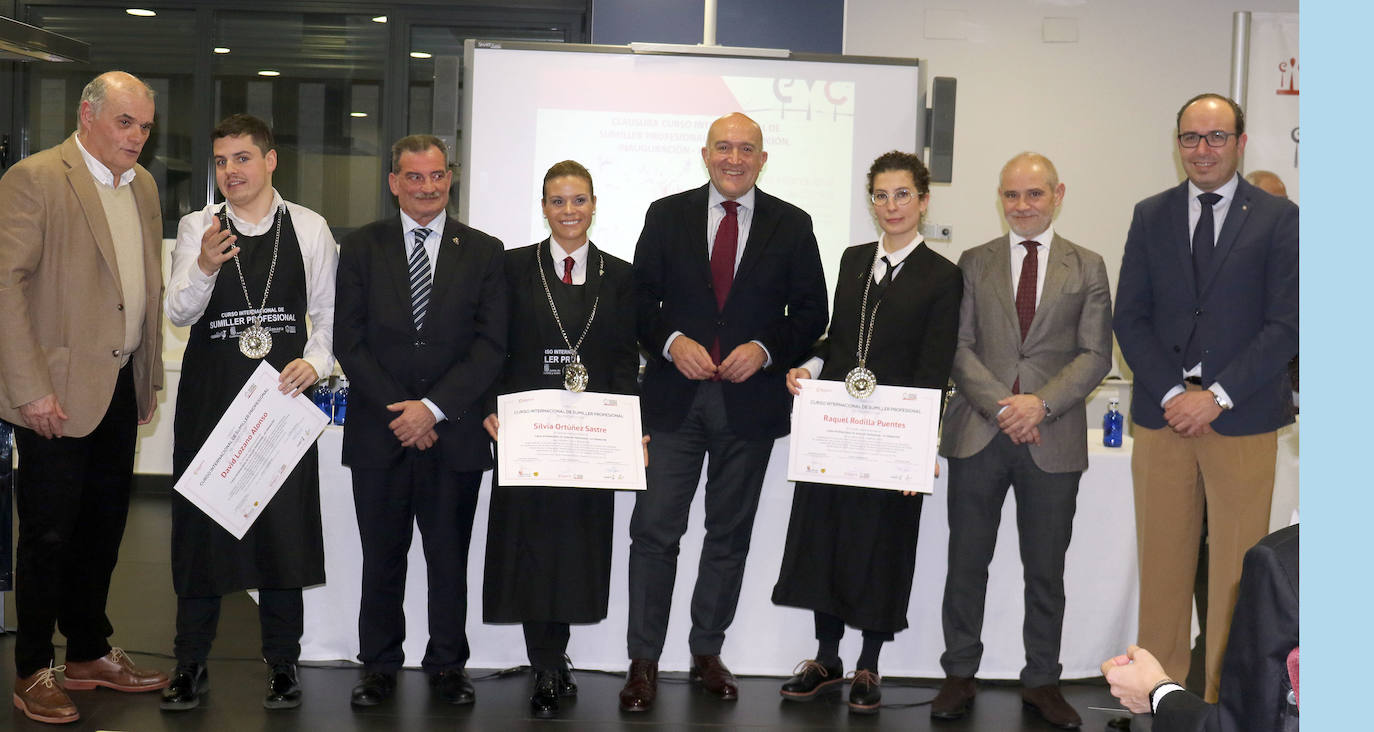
844, 365, 876, 399
563, 359, 589, 393
225, 205, 283, 359
846, 244, 886, 399
536, 241, 604, 392
238, 323, 272, 359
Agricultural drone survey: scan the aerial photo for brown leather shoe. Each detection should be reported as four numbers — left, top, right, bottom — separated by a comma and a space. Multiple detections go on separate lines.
931, 675, 977, 720
1021, 684, 1082, 729
618, 659, 658, 712
13, 665, 80, 724
689, 654, 738, 700
63, 648, 170, 692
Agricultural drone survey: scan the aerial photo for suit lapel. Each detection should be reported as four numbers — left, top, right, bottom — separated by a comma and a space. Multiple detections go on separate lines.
1028, 235, 1073, 339
60, 137, 121, 284
732, 188, 780, 288
1169, 182, 1197, 297
383, 216, 417, 334
427, 217, 464, 335
989, 236, 1019, 335
1201, 180, 1252, 296
687, 185, 713, 288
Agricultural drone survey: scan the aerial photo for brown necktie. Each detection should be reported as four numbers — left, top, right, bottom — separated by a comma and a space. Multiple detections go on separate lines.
562, 256, 574, 285
1012, 240, 1039, 393
708, 201, 740, 365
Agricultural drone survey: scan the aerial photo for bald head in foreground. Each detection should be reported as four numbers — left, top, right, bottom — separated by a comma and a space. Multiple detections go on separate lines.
620, 112, 828, 712
0, 69, 170, 724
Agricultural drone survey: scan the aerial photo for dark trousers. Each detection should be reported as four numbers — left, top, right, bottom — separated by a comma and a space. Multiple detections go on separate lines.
814, 611, 894, 643
174, 589, 303, 665
523, 621, 571, 672
627, 382, 774, 659
939, 432, 1080, 687
12, 365, 136, 677
352, 457, 481, 675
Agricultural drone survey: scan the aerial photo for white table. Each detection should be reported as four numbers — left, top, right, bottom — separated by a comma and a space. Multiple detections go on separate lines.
300, 426, 1136, 679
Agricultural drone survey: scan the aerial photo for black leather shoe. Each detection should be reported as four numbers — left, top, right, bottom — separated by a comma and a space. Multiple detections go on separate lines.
350, 671, 395, 707
931, 675, 977, 720
557, 667, 578, 697
160, 663, 209, 711
530, 670, 560, 718
848, 669, 882, 715
780, 658, 844, 701
618, 659, 658, 712
263, 662, 301, 710
689, 654, 738, 700
431, 669, 475, 705
1021, 684, 1082, 729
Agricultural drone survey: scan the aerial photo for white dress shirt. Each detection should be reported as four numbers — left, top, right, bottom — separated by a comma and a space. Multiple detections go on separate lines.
399, 211, 453, 422
166, 189, 337, 381
549, 238, 590, 286
1010, 225, 1054, 308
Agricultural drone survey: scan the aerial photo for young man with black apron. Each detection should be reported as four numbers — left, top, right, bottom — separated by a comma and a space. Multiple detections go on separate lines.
161, 114, 336, 711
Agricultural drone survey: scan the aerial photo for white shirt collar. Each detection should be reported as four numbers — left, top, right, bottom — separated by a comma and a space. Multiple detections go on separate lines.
878, 233, 923, 267
401, 211, 445, 238
708, 183, 756, 213
221, 189, 286, 236
73, 131, 137, 188
1010, 224, 1055, 251
1187, 174, 1240, 203
549, 238, 590, 268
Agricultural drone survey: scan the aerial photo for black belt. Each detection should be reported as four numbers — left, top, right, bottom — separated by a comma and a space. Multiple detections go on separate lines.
1184, 376, 1203, 386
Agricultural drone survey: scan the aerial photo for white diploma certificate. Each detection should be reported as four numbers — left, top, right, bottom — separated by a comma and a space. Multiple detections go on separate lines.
173, 360, 331, 539
787, 378, 942, 493
497, 389, 646, 491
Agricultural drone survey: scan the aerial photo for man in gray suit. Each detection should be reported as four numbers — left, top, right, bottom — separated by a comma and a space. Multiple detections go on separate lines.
931, 153, 1112, 729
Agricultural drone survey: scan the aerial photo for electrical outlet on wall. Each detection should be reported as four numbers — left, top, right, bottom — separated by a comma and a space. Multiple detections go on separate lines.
921, 222, 953, 242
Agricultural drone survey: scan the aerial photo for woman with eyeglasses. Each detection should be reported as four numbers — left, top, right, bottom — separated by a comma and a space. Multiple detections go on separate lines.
480, 160, 639, 718
771, 150, 961, 714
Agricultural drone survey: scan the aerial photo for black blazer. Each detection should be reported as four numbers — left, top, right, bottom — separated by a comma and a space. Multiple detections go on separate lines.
1113, 177, 1298, 435
633, 184, 828, 440
335, 215, 507, 471
814, 241, 961, 392
487, 239, 639, 405
1155, 524, 1299, 731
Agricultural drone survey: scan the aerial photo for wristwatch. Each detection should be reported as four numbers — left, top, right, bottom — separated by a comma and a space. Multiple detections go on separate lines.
1211, 390, 1233, 411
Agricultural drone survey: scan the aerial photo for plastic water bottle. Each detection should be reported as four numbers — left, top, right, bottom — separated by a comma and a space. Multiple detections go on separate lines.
333, 376, 349, 426
311, 378, 333, 421
1103, 398, 1123, 447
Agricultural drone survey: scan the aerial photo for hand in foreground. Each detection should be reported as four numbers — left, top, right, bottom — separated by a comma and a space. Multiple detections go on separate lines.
386, 400, 438, 447
997, 394, 1045, 432
642, 435, 651, 467
668, 335, 717, 381
483, 414, 499, 442
20, 393, 68, 439
196, 216, 239, 276
718, 342, 767, 383
278, 359, 318, 397
138, 401, 157, 426
1163, 390, 1221, 437
785, 367, 811, 396
1101, 645, 1171, 715
414, 429, 438, 451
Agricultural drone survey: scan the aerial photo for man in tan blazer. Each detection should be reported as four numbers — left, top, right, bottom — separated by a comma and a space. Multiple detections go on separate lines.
0, 70, 169, 724
931, 153, 1113, 729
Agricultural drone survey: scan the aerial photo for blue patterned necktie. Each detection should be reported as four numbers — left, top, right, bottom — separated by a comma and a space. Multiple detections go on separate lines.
409, 227, 432, 330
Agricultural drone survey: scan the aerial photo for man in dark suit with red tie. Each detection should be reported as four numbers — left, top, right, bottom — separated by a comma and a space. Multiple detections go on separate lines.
620, 113, 828, 711
335, 135, 507, 708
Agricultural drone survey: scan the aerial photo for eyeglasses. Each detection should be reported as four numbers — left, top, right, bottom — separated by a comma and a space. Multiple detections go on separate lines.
1177, 130, 1239, 148
870, 189, 920, 206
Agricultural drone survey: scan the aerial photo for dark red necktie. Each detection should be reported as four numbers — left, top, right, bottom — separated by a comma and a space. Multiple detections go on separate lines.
562, 256, 574, 285
1012, 240, 1039, 393
708, 201, 740, 365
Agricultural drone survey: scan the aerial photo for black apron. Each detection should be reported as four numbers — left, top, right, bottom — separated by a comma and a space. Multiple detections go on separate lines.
483, 245, 615, 624
171, 206, 325, 596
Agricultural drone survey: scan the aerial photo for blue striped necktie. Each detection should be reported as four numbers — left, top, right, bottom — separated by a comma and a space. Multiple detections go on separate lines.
409, 227, 432, 330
